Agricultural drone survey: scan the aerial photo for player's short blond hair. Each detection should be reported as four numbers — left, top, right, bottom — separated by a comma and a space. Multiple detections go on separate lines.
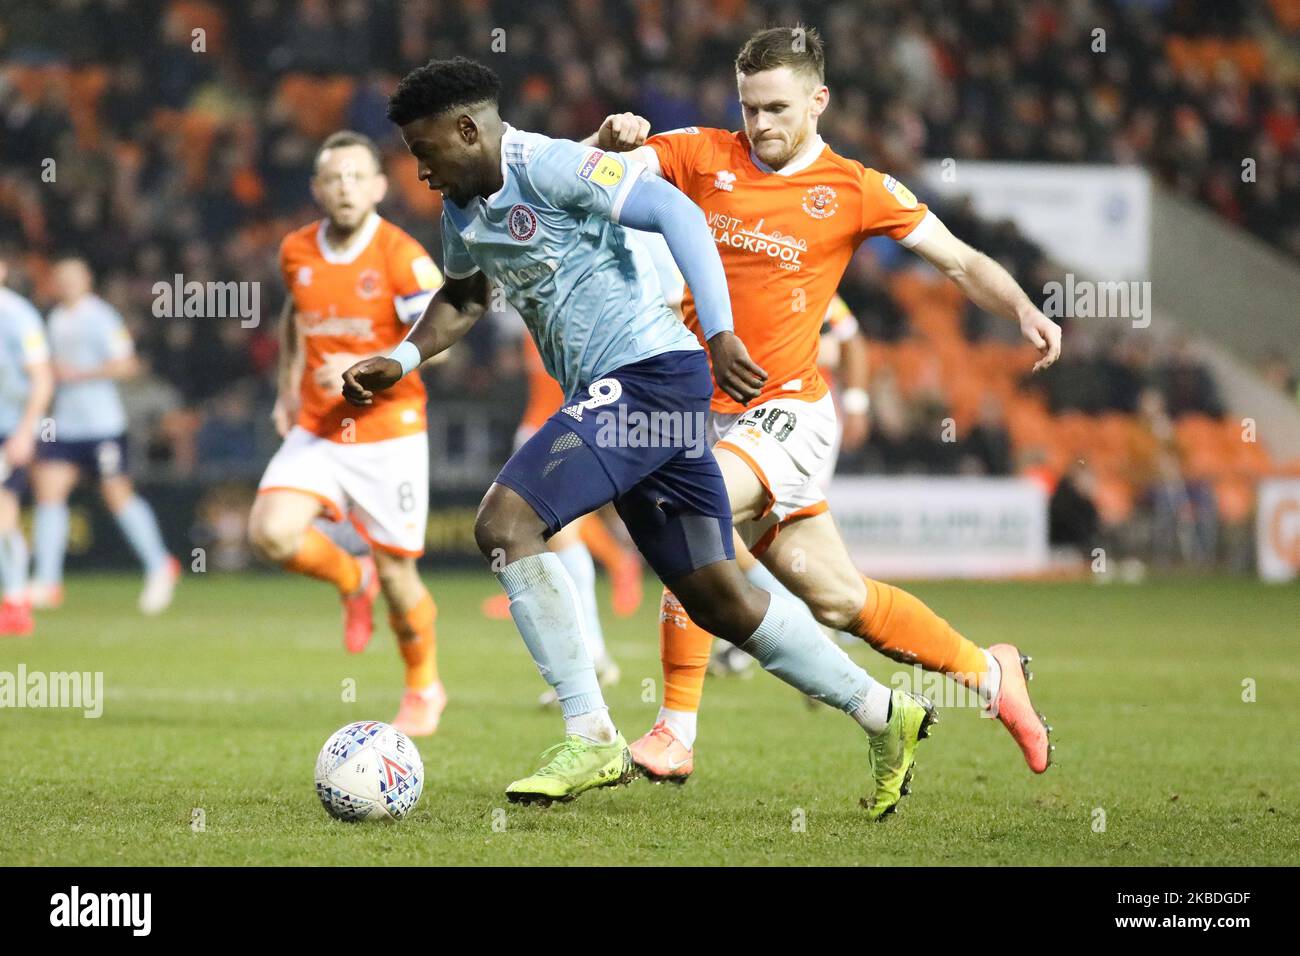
314, 131, 383, 173
735, 26, 825, 85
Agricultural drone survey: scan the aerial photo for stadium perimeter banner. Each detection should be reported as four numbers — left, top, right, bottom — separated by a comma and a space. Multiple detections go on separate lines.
918, 161, 1152, 281
1256, 479, 1300, 582
826, 477, 1048, 579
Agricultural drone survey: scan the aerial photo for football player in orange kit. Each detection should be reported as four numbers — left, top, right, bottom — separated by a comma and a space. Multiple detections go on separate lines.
248, 131, 447, 736
708, 291, 868, 678
595, 26, 1060, 781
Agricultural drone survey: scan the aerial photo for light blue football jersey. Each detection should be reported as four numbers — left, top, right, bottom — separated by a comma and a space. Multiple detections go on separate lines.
0, 287, 51, 436
440, 125, 701, 401
47, 294, 133, 440
627, 230, 686, 307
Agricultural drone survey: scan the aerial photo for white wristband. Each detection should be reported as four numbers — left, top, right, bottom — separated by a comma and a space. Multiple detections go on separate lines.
389, 341, 422, 377
841, 387, 870, 414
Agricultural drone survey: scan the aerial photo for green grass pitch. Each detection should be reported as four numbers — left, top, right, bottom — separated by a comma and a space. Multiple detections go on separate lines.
1, 571, 1296, 866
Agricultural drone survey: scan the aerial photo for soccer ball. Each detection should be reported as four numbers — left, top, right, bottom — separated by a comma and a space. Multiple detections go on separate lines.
314, 721, 424, 821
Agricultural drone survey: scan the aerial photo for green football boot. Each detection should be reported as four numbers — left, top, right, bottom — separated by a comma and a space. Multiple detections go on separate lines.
505, 734, 636, 806
861, 689, 938, 821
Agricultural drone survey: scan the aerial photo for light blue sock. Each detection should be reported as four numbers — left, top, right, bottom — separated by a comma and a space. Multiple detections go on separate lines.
554, 542, 608, 662
745, 559, 798, 603
719, 561, 820, 667
113, 495, 169, 574
739, 590, 892, 732
0, 530, 29, 601
497, 552, 607, 722
33, 502, 69, 587
747, 560, 858, 647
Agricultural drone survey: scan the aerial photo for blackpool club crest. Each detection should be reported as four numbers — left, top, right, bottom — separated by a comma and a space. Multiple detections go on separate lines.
355, 268, 382, 300
801, 184, 839, 219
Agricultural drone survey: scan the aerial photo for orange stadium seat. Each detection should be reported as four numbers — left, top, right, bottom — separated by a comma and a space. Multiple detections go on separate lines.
1094, 474, 1137, 525
1215, 477, 1255, 525
1271, 0, 1300, 32
68, 67, 111, 150
167, 0, 229, 54
274, 75, 356, 140
888, 270, 932, 313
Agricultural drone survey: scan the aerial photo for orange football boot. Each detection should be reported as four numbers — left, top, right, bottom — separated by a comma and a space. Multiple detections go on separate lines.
629, 721, 694, 784
392, 683, 447, 738
0, 599, 34, 637
987, 643, 1053, 773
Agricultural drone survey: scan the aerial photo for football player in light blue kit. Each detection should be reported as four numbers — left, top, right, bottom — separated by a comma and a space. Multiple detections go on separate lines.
0, 258, 54, 636
31, 257, 179, 615
343, 58, 934, 812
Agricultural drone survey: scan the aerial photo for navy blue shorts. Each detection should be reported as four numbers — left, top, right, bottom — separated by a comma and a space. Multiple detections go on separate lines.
36, 434, 129, 479
496, 348, 735, 583
0, 435, 27, 494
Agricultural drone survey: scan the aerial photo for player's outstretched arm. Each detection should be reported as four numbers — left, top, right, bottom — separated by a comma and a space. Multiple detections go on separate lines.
341, 272, 488, 407
909, 217, 1062, 372
582, 113, 662, 177
584, 113, 650, 151
616, 173, 767, 403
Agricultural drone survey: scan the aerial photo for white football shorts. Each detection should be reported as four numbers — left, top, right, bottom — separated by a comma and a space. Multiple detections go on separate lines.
258, 426, 429, 556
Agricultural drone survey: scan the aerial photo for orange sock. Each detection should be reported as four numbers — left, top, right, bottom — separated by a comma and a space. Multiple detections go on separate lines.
660, 588, 713, 712
578, 515, 630, 572
390, 592, 438, 690
847, 577, 989, 689
283, 527, 360, 595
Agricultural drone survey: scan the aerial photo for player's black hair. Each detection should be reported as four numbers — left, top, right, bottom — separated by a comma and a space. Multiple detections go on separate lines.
387, 57, 502, 127
314, 130, 383, 171
735, 25, 825, 84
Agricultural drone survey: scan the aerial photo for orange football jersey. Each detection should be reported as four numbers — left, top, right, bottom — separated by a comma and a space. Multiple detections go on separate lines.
647, 127, 929, 414
280, 214, 443, 443
520, 333, 565, 431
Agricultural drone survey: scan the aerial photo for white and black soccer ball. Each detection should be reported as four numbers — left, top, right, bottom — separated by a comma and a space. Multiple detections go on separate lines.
314, 721, 424, 821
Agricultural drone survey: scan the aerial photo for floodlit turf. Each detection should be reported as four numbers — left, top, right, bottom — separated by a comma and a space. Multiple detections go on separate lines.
1, 571, 1296, 866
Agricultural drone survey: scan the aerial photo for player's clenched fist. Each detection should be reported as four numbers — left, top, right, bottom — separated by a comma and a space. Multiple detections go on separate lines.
342, 356, 403, 407
707, 331, 768, 406
597, 112, 650, 151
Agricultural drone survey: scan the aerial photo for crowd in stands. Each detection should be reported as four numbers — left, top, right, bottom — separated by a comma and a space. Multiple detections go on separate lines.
1, 0, 1298, 569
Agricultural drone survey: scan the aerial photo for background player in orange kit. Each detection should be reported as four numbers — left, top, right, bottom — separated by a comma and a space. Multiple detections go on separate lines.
596, 26, 1061, 781
248, 131, 447, 736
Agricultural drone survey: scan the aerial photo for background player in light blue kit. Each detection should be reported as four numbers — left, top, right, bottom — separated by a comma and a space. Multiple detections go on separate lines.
30, 257, 179, 616
0, 257, 54, 636
342, 58, 935, 813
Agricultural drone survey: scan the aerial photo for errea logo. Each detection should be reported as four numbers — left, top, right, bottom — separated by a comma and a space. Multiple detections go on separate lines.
713, 170, 736, 192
